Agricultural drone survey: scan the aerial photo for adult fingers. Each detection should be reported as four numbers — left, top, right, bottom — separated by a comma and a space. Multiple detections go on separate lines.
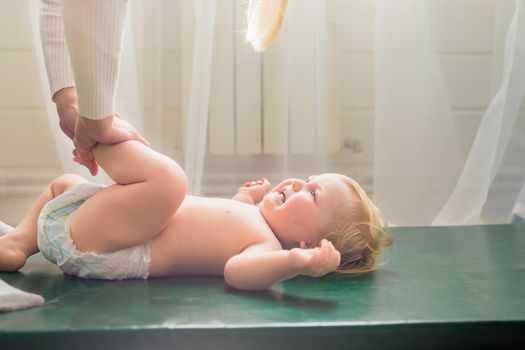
103, 118, 150, 147
75, 145, 98, 176
59, 120, 75, 140
73, 130, 99, 176
136, 133, 151, 147
114, 115, 150, 146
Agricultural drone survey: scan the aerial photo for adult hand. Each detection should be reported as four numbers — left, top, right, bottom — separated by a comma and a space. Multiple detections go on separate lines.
53, 87, 79, 141
73, 115, 150, 176
53, 88, 149, 176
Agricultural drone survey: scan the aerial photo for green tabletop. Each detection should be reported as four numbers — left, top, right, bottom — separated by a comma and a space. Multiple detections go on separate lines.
1, 224, 524, 349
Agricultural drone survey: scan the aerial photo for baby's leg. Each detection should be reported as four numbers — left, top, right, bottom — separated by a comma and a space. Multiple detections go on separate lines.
69, 140, 187, 254
0, 174, 88, 271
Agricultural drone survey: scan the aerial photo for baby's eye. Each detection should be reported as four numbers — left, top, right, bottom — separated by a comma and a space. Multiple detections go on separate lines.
310, 191, 316, 200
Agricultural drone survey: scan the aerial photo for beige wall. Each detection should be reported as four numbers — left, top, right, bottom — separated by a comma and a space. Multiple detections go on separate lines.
0, 0, 59, 168
0, 0, 60, 224
338, 0, 495, 166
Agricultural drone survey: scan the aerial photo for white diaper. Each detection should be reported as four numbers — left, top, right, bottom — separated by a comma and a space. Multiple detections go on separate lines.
37, 182, 150, 280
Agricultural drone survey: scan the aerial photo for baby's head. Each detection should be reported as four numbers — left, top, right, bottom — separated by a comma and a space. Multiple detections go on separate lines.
259, 173, 392, 274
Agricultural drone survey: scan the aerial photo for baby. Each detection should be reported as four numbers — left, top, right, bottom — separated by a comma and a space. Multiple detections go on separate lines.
0, 140, 392, 291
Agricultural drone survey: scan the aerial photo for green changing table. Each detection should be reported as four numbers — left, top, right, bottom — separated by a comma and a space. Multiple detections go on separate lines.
1, 224, 524, 349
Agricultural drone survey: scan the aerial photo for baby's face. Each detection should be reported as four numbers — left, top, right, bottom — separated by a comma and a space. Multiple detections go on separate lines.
259, 173, 354, 247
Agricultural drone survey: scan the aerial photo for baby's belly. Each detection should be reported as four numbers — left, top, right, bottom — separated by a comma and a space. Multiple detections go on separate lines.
148, 196, 274, 277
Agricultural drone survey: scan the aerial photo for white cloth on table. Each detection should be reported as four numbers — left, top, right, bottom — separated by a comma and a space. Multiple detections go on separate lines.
0, 280, 45, 312
0, 221, 45, 312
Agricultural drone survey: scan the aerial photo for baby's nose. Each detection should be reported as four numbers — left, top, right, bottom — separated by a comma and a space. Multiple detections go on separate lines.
292, 180, 303, 192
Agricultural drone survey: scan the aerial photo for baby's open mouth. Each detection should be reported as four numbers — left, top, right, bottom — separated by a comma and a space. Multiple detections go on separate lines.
279, 191, 286, 203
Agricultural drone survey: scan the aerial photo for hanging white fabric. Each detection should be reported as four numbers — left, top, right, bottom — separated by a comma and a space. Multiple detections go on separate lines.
259, 0, 335, 180
115, 2, 144, 140
184, 0, 217, 195
373, 0, 462, 226
434, 0, 525, 225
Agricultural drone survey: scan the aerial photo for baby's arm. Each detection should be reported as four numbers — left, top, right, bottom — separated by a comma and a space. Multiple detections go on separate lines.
224, 240, 341, 291
232, 178, 271, 205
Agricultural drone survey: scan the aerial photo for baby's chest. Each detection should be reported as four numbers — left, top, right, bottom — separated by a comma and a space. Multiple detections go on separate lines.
157, 212, 270, 275
171, 199, 275, 247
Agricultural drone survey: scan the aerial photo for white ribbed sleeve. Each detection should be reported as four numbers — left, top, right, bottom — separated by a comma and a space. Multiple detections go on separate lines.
40, 0, 76, 100
41, 0, 129, 120
62, 0, 129, 120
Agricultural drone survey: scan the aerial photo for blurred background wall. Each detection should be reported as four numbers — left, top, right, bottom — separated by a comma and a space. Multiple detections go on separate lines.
0, 0, 516, 226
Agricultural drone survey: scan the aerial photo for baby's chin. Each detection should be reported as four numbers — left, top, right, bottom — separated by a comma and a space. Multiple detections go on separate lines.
261, 191, 286, 211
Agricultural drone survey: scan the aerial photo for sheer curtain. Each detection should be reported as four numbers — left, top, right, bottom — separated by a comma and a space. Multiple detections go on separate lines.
30, 0, 525, 226
374, 0, 463, 226
374, 0, 524, 225
212, 0, 523, 226
184, 0, 217, 195
434, 0, 525, 225
185, 0, 337, 195
254, 0, 337, 173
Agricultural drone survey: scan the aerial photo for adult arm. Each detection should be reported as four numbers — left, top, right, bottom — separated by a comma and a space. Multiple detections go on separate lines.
40, 0, 77, 139
62, 0, 128, 120
41, 0, 148, 175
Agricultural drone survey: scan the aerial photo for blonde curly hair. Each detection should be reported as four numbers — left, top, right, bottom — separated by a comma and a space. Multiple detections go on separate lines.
323, 174, 393, 274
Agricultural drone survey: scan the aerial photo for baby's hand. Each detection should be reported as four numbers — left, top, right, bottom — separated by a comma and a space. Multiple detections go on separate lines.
236, 178, 272, 204
288, 240, 341, 277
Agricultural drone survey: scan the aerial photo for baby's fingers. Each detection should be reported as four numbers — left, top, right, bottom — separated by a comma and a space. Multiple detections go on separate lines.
242, 178, 268, 188
319, 240, 340, 271
261, 177, 271, 188
330, 245, 341, 269
319, 239, 331, 260
325, 241, 341, 269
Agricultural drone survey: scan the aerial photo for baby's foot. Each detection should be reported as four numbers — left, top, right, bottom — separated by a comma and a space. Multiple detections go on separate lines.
0, 235, 28, 272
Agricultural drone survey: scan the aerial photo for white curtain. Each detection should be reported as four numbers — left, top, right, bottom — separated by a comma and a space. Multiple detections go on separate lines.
373, 0, 525, 225
434, 0, 525, 225
374, 0, 463, 226
184, 0, 525, 225
184, 0, 217, 195
29, 0, 525, 226
254, 0, 335, 173
183, 0, 336, 195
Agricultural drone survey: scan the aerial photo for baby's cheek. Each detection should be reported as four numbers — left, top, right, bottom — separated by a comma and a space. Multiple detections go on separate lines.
296, 193, 312, 205
287, 196, 311, 215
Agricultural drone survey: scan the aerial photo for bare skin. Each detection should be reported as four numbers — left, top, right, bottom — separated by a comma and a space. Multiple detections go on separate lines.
53, 87, 149, 175
0, 174, 87, 271
0, 141, 346, 291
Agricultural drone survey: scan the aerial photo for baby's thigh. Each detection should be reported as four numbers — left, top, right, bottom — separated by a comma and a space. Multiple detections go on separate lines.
51, 174, 88, 196
70, 182, 174, 255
